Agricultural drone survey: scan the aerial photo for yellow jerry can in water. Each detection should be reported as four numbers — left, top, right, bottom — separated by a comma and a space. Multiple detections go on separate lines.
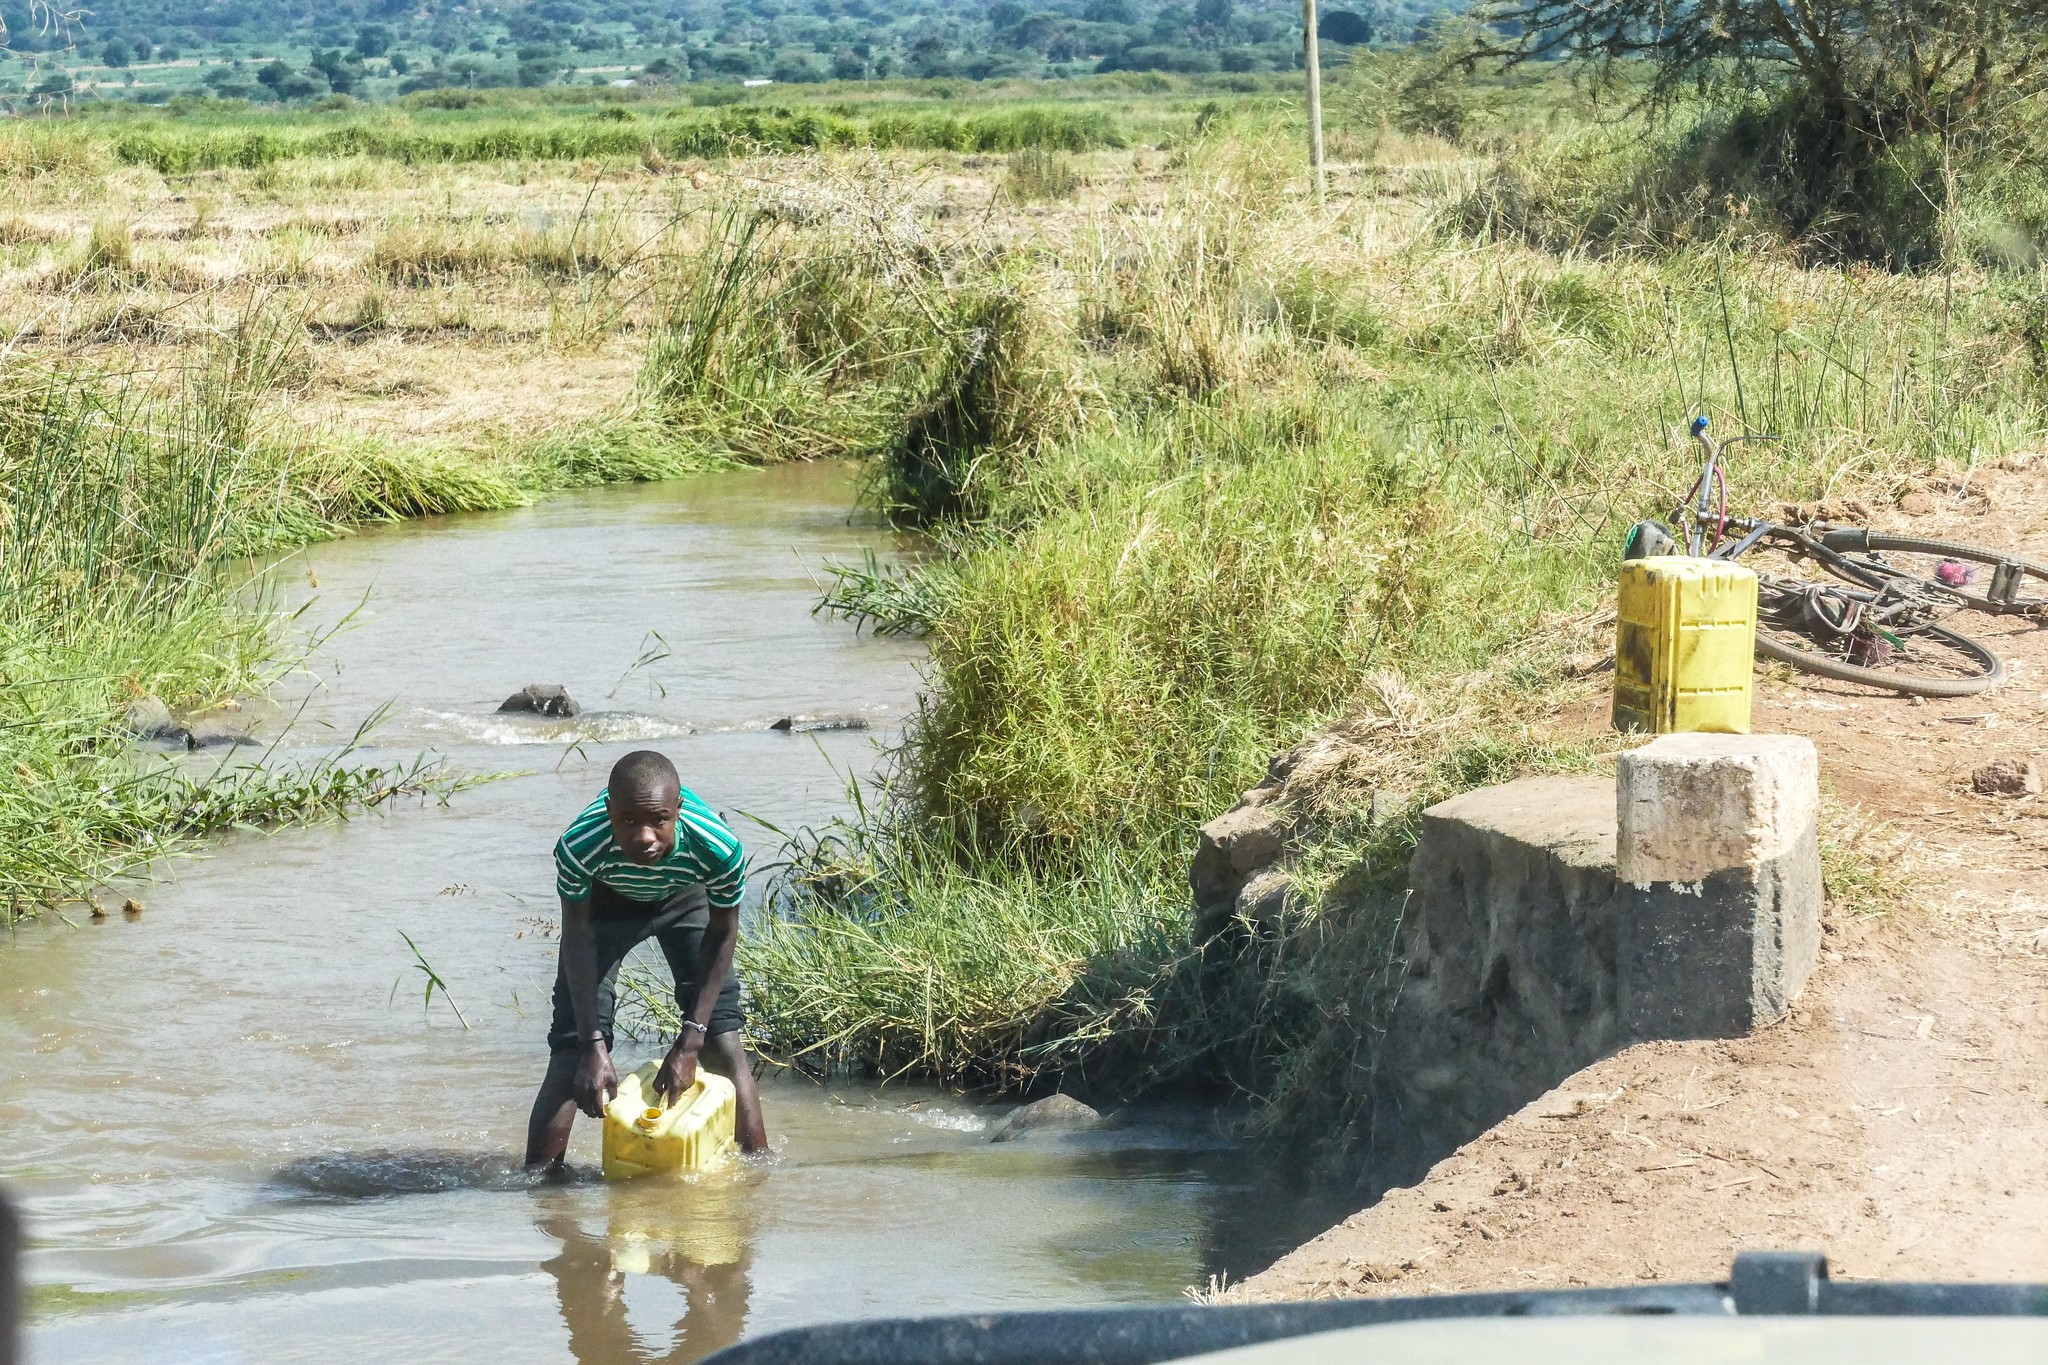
1612, 556, 1758, 735
602, 1061, 737, 1180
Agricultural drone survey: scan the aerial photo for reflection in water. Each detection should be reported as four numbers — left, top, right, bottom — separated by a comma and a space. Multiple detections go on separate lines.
542, 1175, 754, 1365
268, 1149, 756, 1363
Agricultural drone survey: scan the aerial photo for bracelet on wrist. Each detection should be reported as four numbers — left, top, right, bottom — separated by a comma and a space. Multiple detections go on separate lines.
679, 1019, 708, 1035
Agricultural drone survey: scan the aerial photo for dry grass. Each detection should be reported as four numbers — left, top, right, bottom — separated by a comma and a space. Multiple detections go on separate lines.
0, 154, 975, 450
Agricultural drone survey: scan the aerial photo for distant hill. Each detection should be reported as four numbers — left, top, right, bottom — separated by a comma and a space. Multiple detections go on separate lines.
0, 0, 1460, 103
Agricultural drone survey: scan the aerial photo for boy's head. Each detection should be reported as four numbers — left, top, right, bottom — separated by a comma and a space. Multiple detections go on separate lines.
607, 750, 681, 864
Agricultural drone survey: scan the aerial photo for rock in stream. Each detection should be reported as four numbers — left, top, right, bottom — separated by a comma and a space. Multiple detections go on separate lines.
769, 714, 871, 733
988, 1094, 1102, 1143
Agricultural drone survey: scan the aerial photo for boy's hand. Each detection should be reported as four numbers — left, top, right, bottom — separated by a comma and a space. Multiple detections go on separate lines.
655, 1037, 701, 1102
574, 1042, 618, 1118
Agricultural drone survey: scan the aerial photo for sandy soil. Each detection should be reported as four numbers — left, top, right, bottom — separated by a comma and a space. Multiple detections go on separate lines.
1236, 460, 2048, 1298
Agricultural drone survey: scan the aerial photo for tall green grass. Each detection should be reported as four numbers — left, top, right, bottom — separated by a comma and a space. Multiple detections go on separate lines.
734, 139, 2048, 1142
637, 182, 1066, 476
735, 808, 1190, 1089
894, 203, 2037, 859
0, 317, 465, 918
1442, 91, 2048, 268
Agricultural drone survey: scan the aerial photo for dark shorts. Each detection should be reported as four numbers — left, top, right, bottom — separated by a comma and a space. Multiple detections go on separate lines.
547, 881, 745, 1052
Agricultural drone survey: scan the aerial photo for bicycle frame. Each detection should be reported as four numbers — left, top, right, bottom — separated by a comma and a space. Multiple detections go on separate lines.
1674, 416, 1778, 556
1666, 419, 1966, 638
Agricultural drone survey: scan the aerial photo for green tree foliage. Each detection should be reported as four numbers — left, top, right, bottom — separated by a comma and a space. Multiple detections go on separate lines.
309, 49, 363, 95
1486, 0, 2047, 140
27, 0, 1352, 93
1316, 9, 1372, 45
1482, 0, 2048, 261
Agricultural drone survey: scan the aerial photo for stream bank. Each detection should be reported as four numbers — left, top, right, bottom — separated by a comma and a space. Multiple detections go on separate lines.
1, 463, 1305, 1363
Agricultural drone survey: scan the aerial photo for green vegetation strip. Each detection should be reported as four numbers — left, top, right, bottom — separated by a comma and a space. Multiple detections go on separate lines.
104, 106, 1126, 173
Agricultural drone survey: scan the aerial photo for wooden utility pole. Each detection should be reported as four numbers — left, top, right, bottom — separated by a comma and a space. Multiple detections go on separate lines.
1301, 0, 1325, 203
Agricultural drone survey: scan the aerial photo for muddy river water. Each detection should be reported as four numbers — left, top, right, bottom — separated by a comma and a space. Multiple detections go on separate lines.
2, 463, 1301, 1364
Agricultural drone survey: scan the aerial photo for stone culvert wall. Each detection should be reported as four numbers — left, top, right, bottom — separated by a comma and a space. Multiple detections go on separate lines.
1192, 732, 1823, 1194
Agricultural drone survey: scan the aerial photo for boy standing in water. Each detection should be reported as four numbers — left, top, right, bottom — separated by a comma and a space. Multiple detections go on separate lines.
525, 750, 769, 1167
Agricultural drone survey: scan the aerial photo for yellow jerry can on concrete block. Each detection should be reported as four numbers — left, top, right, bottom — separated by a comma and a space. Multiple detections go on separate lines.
602, 1061, 737, 1180
1612, 556, 1758, 735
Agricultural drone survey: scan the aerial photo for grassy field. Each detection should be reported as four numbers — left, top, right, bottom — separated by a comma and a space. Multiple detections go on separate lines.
8, 66, 2048, 1163
22, 73, 1298, 173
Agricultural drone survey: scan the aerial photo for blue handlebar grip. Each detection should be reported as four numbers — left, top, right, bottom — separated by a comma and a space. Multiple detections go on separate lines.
1690, 415, 1709, 435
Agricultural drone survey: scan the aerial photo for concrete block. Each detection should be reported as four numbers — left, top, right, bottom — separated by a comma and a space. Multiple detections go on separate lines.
1616, 733, 1821, 1037
1618, 732, 1818, 885
1220, 735, 1825, 1198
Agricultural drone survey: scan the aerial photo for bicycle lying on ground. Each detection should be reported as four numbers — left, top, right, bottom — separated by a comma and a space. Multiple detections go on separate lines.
1622, 417, 2048, 697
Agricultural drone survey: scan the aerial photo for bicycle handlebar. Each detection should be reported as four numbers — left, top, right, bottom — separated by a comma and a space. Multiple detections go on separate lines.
1679, 417, 1779, 556
1689, 416, 1780, 461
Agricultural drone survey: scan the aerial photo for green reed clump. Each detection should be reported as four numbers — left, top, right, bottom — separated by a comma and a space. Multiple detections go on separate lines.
638, 201, 900, 462
730, 799, 1193, 1089
871, 281, 1073, 522
0, 126, 106, 179
80, 217, 135, 276
517, 412, 740, 488
1002, 148, 1082, 201
639, 184, 1070, 472
0, 330, 470, 918
816, 548, 959, 637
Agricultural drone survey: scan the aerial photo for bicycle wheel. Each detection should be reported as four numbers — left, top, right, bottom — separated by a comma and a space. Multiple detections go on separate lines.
1817, 529, 2048, 614
1753, 581, 2008, 697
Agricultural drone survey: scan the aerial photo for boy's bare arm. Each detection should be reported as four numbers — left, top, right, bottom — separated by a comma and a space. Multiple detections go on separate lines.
656, 903, 737, 1100
560, 894, 617, 1116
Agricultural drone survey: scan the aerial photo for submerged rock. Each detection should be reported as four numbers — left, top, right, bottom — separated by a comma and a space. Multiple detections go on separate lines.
988, 1093, 1102, 1143
769, 714, 870, 733
184, 717, 259, 749
124, 696, 188, 744
498, 684, 580, 718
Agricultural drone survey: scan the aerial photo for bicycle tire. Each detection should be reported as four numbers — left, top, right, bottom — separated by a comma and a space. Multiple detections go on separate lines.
1819, 529, 2048, 613
1753, 617, 2007, 697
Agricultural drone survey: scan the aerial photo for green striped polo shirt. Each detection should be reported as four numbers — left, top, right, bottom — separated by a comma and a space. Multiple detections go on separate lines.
553, 787, 747, 910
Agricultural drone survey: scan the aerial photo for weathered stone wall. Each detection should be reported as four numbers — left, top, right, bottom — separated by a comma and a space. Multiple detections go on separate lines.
1191, 732, 1822, 1193
1375, 773, 1629, 1173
